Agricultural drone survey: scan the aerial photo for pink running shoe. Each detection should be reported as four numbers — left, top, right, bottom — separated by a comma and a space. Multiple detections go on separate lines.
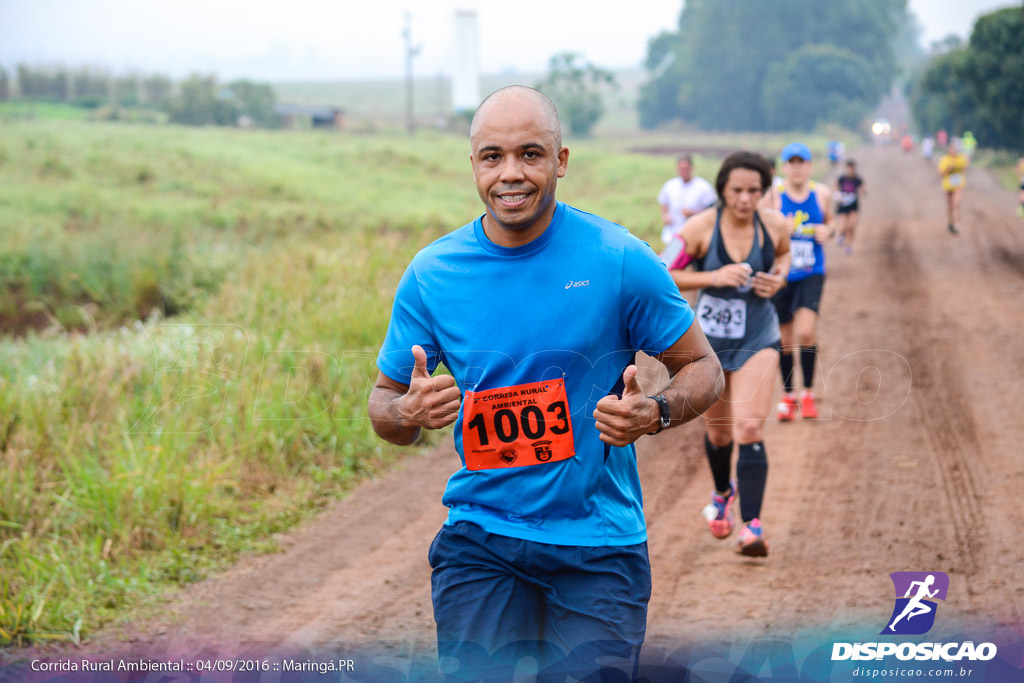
799, 390, 818, 419
736, 518, 768, 557
777, 394, 797, 422
700, 483, 736, 539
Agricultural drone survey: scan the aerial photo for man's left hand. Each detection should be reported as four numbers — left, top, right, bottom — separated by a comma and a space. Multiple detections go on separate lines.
593, 365, 658, 447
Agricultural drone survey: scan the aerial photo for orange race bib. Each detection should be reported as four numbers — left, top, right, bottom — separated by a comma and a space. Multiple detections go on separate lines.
461, 378, 575, 471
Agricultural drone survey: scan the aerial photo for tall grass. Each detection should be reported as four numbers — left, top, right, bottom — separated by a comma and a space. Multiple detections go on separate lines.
0, 117, 843, 645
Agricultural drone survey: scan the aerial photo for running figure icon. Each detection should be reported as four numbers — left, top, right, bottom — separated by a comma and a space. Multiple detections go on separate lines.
888, 574, 939, 631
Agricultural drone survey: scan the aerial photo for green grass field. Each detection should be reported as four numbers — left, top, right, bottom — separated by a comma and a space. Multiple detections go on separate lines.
0, 110, 862, 646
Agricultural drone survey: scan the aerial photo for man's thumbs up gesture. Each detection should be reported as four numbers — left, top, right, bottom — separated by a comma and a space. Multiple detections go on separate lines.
593, 365, 660, 447
399, 345, 462, 429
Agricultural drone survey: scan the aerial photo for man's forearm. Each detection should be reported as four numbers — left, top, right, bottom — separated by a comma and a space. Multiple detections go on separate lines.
662, 353, 724, 427
368, 387, 421, 446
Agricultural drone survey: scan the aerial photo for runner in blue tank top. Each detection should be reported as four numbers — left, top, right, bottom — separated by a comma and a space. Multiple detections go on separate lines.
771, 142, 834, 422
670, 152, 791, 557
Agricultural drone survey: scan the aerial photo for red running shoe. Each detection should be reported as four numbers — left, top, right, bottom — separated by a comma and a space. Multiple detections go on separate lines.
777, 394, 797, 422
799, 390, 818, 419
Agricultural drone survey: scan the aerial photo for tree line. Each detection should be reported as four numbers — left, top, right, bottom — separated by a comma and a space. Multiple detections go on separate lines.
638, 0, 916, 132
0, 64, 279, 128
910, 7, 1024, 151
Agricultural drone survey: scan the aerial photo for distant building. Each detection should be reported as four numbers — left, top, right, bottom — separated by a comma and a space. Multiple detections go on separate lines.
274, 104, 345, 129
452, 9, 481, 114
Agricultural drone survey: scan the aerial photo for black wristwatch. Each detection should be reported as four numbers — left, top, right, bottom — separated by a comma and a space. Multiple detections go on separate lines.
647, 394, 671, 435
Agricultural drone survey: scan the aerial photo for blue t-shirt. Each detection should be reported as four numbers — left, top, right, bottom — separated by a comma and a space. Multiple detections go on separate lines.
376, 202, 695, 546
780, 183, 827, 281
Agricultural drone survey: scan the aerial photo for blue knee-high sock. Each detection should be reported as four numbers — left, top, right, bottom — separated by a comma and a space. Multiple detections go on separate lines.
736, 442, 768, 522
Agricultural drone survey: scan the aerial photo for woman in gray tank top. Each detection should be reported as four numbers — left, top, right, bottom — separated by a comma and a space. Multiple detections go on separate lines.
670, 151, 791, 558
695, 208, 781, 371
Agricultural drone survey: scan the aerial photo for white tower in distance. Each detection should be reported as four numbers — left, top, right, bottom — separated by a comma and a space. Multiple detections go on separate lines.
451, 9, 481, 115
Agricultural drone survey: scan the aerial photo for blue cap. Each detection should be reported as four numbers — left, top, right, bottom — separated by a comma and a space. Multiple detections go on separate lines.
781, 142, 812, 162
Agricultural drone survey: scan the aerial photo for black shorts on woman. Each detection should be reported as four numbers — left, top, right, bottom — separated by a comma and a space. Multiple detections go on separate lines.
694, 208, 781, 372
771, 274, 824, 324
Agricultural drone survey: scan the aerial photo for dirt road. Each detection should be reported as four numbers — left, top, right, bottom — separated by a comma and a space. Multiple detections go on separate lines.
69, 146, 1024, 669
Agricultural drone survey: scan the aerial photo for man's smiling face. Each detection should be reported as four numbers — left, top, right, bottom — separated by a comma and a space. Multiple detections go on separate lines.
470, 90, 568, 246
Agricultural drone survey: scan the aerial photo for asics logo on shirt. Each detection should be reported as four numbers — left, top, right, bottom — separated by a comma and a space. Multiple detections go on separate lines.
565, 280, 590, 289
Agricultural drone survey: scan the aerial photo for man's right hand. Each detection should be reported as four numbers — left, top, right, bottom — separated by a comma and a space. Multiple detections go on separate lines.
398, 345, 462, 429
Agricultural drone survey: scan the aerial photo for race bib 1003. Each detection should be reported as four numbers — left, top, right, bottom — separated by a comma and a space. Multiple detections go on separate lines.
461, 378, 575, 471
698, 294, 747, 340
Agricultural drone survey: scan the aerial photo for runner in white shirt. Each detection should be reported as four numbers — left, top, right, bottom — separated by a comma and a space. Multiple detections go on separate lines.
659, 155, 717, 244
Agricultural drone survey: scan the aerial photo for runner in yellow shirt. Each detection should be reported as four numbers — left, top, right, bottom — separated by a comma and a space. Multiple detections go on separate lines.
937, 140, 969, 235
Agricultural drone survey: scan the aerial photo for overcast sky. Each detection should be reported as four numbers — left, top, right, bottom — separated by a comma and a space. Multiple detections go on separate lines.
0, 0, 1016, 81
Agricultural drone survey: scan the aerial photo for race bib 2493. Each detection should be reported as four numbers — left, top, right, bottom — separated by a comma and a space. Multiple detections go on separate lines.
698, 294, 747, 340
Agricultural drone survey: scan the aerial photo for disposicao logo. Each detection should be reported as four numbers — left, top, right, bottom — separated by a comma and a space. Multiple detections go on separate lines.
831, 571, 998, 662
882, 571, 948, 635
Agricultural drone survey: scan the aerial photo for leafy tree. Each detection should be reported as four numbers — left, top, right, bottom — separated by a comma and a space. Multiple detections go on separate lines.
163, 75, 279, 128
72, 67, 110, 99
909, 48, 979, 138
638, 31, 683, 129
0, 67, 9, 101
114, 75, 141, 107
763, 44, 877, 130
17, 64, 70, 100
893, 9, 927, 91
225, 79, 279, 128
639, 0, 912, 131
141, 74, 174, 107
958, 7, 1024, 150
535, 52, 617, 138
910, 7, 1023, 150
67, 67, 112, 108
165, 74, 239, 126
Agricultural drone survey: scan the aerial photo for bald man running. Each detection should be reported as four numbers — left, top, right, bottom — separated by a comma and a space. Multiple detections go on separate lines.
369, 86, 723, 680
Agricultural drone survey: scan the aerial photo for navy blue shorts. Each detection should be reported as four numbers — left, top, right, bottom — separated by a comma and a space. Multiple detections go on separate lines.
429, 521, 651, 682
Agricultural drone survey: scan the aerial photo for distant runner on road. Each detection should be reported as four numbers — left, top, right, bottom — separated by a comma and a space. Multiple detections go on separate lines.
827, 140, 844, 172
962, 131, 977, 160
771, 142, 834, 422
670, 151, 790, 557
658, 154, 717, 245
835, 159, 866, 254
938, 140, 969, 235
369, 86, 723, 681
921, 136, 935, 162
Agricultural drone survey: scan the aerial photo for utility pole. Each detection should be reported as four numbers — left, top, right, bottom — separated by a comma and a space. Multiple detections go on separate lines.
403, 12, 421, 135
